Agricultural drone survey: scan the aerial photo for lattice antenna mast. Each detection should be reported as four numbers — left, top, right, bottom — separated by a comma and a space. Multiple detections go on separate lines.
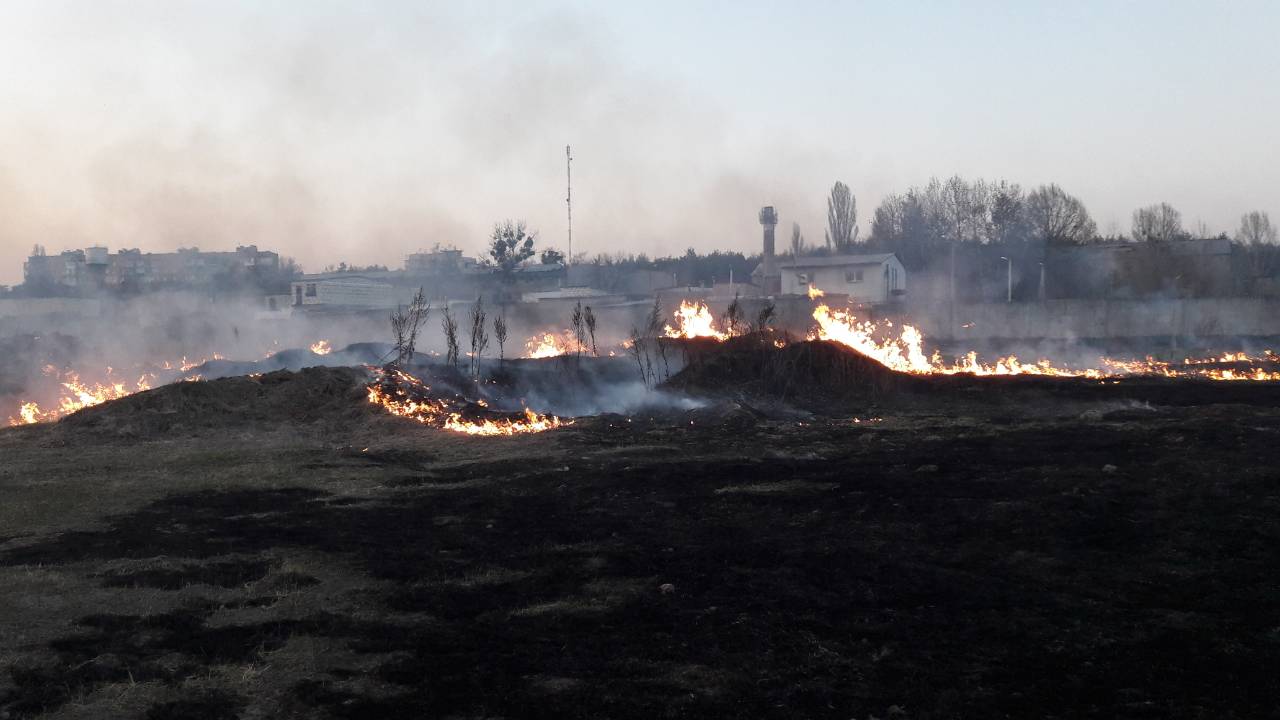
565, 144, 573, 267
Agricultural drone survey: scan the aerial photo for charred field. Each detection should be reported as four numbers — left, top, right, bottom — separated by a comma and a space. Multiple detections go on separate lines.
1, 341, 1279, 719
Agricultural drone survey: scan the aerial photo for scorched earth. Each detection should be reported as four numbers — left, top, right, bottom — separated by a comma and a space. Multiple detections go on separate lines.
0, 340, 1278, 719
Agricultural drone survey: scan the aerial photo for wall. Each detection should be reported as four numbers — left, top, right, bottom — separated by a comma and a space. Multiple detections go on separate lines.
892, 297, 1280, 342
0, 298, 103, 319
293, 278, 400, 308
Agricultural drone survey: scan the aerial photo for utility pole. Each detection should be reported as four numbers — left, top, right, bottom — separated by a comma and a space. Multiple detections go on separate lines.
1000, 256, 1012, 303
565, 145, 573, 267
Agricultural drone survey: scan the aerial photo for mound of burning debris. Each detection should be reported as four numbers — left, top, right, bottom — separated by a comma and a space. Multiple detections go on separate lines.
47, 366, 371, 436
666, 334, 915, 400
666, 332, 1280, 410
22, 361, 571, 438
367, 367, 569, 435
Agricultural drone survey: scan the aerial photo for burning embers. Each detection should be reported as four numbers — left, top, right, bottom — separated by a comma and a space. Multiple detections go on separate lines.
366, 367, 569, 436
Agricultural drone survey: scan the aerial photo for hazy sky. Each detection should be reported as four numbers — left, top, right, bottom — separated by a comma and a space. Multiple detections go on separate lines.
1, 1, 1277, 284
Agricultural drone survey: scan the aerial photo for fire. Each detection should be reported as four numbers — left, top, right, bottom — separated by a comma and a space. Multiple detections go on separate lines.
6, 367, 154, 426
366, 368, 569, 435
664, 300, 729, 341
161, 354, 226, 372
811, 301, 1280, 381
5, 352, 233, 426
807, 285, 825, 300
1099, 355, 1280, 381
310, 340, 333, 355
523, 331, 588, 359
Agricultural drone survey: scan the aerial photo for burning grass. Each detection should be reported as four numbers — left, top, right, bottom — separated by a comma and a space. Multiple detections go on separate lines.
5, 354, 228, 426
810, 298, 1280, 381
663, 300, 730, 341
366, 367, 570, 436
523, 331, 589, 359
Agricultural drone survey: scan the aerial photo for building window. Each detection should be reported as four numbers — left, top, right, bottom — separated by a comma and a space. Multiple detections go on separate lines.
305, 283, 317, 297
846, 269, 863, 283
796, 273, 808, 284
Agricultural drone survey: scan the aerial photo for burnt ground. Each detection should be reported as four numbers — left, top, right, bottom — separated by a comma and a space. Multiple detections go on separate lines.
0, 361, 1279, 719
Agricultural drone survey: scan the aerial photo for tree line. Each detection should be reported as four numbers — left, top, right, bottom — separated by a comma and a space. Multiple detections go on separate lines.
775, 178, 1277, 273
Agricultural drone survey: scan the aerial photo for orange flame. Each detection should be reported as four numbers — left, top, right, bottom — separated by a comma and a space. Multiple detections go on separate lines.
366, 368, 569, 435
811, 301, 1280, 381
523, 331, 588, 359
807, 285, 825, 300
6, 367, 154, 426
310, 340, 333, 355
664, 300, 729, 340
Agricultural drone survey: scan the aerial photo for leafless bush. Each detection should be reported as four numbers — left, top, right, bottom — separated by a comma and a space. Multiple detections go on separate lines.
627, 298, 670, 389
570, 301, 585, 363
584, 305, 598, 356
388, 286, 430, 368
442, 306, 460, 369
493, 313, 508, 365
723, 293, 743, 337
628, 327, 650, 387
469, 296, 489, 377
751, 301, 776, 335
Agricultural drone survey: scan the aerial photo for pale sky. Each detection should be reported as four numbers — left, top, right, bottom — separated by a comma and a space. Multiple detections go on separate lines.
1, 1, 1277, 284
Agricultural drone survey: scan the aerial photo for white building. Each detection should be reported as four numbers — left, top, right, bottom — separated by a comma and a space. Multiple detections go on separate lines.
291, 273, 401, 308
780, 253, 906, 302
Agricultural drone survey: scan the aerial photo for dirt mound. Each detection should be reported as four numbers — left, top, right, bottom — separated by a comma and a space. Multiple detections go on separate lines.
666, 337, 915, 399
57, 366, 372, 435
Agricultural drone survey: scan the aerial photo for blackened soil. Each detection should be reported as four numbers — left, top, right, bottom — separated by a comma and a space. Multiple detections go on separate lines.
100, 558, 272, 590
3, 403, 1280, 719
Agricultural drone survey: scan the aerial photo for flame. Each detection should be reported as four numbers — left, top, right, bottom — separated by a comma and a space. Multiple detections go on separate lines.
6, 367, 153, 426
366, 368, 569, 435
811, 301, 1280, 381
523, 331, 589, 358
1098, 355, 1280, 381
5, 352, 230, 426
160, 354, 226, 372
664, 300, 729, 340
310, 340, 333, 355
807, 285, 825, 300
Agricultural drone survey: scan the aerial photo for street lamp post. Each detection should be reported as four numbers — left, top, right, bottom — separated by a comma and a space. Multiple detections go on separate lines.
999, 256, 1012, 303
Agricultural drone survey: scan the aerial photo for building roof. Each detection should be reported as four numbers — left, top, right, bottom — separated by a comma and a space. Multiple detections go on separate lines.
296, 271, 400, 282
522, 286, 614, 301
779, 253, 897, 269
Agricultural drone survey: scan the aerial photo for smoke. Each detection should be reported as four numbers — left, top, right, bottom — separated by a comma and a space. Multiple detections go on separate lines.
0, 3, 857, 286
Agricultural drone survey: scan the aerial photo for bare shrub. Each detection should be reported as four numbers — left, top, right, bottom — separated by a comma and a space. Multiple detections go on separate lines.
388, 286, 430, 368
469, 296, 489, 377
723, 293, 743, 337
442, 306, 460, 369
570, 301, 585, 363
584, 305, 598, 356
493, 313, 508, 365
